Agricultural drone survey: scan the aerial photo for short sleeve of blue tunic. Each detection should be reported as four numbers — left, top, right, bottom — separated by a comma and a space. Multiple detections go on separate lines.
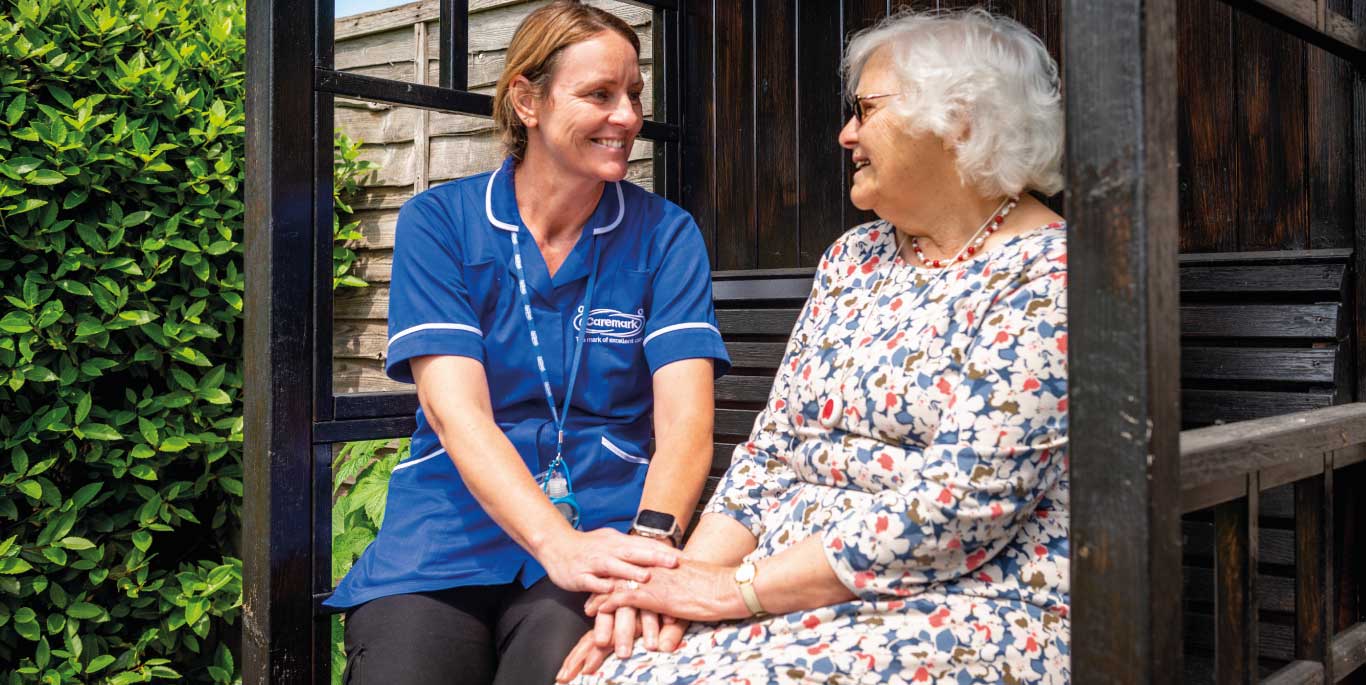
325, 158, 729, 610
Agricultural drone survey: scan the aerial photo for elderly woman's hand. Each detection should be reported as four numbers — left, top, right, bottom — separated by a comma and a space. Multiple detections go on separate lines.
587, 558, 748, 623
556, 614, 691, 683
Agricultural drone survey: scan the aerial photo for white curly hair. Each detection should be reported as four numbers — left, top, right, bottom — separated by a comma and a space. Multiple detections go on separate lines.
843, 8, 1064, 197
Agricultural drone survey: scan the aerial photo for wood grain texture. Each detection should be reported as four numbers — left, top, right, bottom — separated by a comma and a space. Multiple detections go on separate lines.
754, 0, 800, 268
1215, 474, 1259, 684
1181, 347, 1340, 383
1179, 304, 1342, 339
1295, 465, 1334, 682
680, 0, 717, 262
796, 0, 848, 263
1180, 403, 1366, 491
712, 0, 756, 269
1262, 660, 1326, 685
1063, 1, 1184, 681
1234, 9, 1310, 251
1177, 0, 1239, 253
716, 308, 801, 336
1305, 42, 1353, 249
1181, 393, 1332, 439
1179, 263, 1347, 293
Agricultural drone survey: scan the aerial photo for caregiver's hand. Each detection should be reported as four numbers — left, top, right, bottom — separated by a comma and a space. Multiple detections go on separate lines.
537, 528, 681, 594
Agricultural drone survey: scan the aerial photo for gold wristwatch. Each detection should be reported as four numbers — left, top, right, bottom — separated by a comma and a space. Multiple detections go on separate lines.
734, 561, 768, 618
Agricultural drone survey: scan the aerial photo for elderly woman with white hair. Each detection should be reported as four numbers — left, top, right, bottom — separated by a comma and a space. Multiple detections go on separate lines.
558, 9, 1070, 684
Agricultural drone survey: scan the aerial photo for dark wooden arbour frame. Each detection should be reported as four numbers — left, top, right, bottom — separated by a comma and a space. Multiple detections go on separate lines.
244, 1, 1366, 683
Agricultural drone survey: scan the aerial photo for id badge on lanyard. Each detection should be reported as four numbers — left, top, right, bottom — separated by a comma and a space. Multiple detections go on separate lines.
509, 229, 601, 529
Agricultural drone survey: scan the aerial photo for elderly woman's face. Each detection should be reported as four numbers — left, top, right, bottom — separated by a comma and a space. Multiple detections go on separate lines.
839, 48, 959, 217
528, 31, 644, 182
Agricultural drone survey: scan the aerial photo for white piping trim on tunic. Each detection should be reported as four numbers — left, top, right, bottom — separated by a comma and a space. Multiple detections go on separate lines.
484, 167, 624, 235
388, 323, 483, 349
600, 436, 649, 464
391, 448, 447, 472
642, 322, 720, 346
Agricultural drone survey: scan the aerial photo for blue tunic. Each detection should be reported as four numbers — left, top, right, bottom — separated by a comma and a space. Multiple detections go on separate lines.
326, 157, 730, 609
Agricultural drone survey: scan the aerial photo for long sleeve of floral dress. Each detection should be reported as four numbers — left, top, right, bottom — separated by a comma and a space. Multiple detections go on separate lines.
820, 261, 1068, 600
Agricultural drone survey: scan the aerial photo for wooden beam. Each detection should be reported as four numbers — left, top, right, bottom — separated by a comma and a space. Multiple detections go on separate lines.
1180, 403, 1366, 490
1263, 660, 1327, 685
1332, 621, 1366, 679
414, 20, 430, 194
1064, 0, 1183, 681
244, 0, 318, 680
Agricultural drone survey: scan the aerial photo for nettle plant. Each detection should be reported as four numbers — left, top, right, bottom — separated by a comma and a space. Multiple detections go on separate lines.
0, 1, 374, 682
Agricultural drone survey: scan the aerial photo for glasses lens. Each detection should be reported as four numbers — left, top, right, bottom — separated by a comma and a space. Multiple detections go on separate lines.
852, 97, 864, 123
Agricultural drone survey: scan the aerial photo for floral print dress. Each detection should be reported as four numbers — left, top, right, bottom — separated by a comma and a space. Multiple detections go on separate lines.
576, 221, 1071, 685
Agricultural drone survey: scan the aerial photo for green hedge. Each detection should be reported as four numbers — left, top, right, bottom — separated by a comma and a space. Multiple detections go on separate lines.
0, 1, 372, 682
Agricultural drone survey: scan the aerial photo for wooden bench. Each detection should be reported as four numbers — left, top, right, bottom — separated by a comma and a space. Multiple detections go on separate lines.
702, 248, 1353, 500
1176, 249, 1355, 681
699, 250, 1358, 683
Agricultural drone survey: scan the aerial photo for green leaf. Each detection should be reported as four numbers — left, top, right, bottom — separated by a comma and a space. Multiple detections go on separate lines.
14, 617, 39, 641
0, 311, 31, 333
159, 436, 189, 452
4, 94, 26, 126
0, 557, 33, 574
71, 482, 102, 509
122, 210, 151, 227
58, 537, 95, 550
78, 423, 121, 441
65, 603, 102, 620
129, 464, 156, 480
57, 280, 91, 296
16, 480, 42, 500
74, 393, 91, 424
131, 531, 151, 552
24, 169, 66, 185
86, 654, 116, 674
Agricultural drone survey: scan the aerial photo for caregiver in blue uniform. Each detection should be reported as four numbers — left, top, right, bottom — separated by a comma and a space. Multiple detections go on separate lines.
325, 3, 730, 683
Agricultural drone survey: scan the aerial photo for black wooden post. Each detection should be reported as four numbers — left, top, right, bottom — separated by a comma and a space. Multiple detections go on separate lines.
439, 0, 470, 91
1064, 0, 1183, 681
244, 0, 318, 681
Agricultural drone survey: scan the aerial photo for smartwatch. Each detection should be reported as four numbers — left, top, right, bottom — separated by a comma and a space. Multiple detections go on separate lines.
630, 509, 683, 548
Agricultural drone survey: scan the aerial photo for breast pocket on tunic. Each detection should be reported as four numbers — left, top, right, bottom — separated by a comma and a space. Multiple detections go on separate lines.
581, 269, 652, 413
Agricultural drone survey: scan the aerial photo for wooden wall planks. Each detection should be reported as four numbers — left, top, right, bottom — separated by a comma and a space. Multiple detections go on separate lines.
1179, 1, 1240, 253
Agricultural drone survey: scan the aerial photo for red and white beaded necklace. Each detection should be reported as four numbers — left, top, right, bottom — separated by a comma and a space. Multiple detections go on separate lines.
908, 196, 1018, 268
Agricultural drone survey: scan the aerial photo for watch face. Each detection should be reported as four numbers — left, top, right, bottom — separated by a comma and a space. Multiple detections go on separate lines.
735, 562, 756, 583
635, 510, 676, 532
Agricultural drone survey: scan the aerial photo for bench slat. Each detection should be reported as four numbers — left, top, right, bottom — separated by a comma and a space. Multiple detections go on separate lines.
715, 375, 774, 403
724, 342, 787, 368
717, 309, 801, 336
1180, 263, 1347, 293
1180, 304, 1342, 339
1182, 347, 1340, 383
714, 408, 760, 438
1181, 389, 1336, 425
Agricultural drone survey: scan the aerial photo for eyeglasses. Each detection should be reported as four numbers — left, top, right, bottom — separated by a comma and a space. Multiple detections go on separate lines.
850, 92, 902, 124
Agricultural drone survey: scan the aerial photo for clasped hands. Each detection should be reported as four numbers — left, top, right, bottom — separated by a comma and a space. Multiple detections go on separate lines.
555, 556, 749, 683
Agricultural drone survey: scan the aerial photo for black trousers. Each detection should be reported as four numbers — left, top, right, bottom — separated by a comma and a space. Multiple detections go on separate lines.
342, 578, 590, 685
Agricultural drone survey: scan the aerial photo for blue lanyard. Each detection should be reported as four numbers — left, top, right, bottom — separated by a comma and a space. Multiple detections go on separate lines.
508, 228, 601, 480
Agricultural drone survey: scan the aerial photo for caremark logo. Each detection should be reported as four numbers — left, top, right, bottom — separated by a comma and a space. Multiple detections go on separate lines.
573, 307, 644, 343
